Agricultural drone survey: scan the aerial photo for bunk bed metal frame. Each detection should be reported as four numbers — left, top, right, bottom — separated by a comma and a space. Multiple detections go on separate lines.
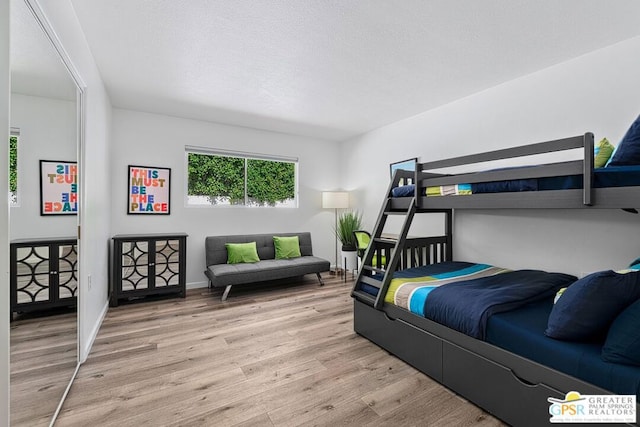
351, 132, 638, 427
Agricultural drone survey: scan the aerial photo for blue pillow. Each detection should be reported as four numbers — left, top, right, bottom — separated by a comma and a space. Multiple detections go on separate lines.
391, 184, 415, 197
602, 298, 640, 365
607, 114, 640, 166
545, 269, 640, 341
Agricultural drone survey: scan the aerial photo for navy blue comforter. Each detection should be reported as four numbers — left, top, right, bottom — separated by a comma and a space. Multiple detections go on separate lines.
424, 269, 576, 339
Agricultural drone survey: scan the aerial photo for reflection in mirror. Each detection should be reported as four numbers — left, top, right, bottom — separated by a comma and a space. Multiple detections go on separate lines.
9, 0, 79, 425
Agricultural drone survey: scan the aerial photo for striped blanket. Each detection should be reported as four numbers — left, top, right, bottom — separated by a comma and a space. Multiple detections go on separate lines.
385, 263, 509, 316
384, 262, 576, 338
425, 183, 472, 196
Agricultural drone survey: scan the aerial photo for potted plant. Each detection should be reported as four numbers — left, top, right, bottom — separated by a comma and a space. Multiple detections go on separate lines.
335, 210, 362, 274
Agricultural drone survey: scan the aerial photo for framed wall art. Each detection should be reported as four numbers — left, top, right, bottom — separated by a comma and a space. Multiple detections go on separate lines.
127, 165, 171, 215
40, 160, 78, 215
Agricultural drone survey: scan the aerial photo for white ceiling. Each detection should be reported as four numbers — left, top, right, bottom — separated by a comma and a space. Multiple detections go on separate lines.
68, 0, 640, 141
11, 0, 77, 101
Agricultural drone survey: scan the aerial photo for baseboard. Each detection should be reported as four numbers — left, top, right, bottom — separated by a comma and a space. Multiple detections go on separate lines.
187, 281, 209, 290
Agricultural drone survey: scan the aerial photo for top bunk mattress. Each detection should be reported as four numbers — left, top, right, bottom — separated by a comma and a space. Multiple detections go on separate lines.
391, 165, 640, 197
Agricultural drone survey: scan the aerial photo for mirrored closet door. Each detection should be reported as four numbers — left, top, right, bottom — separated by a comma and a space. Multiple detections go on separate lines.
9, 0, 82, 425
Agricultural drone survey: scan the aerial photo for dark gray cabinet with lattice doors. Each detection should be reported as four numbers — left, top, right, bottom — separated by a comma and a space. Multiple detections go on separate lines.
10, 237, 77, 319
111, 233, 187, 307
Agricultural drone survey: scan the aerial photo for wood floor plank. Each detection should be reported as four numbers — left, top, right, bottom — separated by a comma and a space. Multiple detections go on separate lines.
294, 399, 380, 427
10, 310, 77, 427
50, 275, 505, 426
361, 375, 440, 417
229, 412, 275, 427
167, 399, 273, 427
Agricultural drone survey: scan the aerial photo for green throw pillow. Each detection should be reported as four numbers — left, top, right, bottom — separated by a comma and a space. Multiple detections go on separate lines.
594, 138, 614, 168
273, 236, 301, 259
226, 242, 260, 264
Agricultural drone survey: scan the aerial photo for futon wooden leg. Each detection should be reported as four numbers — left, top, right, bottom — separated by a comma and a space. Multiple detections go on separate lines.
221, 285, 232, 301
316, 272, 324, 286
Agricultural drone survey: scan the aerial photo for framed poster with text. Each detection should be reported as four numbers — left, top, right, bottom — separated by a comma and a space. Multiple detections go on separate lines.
40, 160, 78, 215
127, 165, 171, 215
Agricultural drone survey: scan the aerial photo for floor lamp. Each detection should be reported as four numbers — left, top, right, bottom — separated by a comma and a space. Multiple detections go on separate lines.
322, 191, 349, 273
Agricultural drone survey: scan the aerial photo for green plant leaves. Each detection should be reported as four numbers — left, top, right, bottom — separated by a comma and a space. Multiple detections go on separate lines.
335, 210, 363, 248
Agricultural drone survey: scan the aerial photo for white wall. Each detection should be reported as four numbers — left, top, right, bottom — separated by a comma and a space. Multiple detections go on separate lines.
111, 109, 342, 287
37, 0, 113, 362
343, 36, 640, 277
10, 93, 77, 238
1, 1, 11, 424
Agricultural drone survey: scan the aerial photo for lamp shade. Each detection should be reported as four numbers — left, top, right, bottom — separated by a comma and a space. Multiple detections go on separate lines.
322, 191, 349, 209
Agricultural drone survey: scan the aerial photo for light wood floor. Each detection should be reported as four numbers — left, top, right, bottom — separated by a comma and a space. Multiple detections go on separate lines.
11, 309, 77, 427
53, 274, 505, 427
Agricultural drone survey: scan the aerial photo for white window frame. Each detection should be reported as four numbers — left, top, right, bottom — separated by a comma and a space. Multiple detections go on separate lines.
184, 146, 299, 208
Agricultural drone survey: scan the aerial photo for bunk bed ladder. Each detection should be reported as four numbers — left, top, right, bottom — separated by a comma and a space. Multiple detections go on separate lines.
351, 196, 417, 309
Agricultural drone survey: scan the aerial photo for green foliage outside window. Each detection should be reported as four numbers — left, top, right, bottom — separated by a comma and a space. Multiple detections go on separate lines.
188, 153, 244, 204
187, 152, 296, 206
9, 136, 17, 204
247, 159, 295, 206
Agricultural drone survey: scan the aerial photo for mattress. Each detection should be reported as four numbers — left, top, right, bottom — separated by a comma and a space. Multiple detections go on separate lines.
486, 299, 640, 399
361, 262, 640, 399
361, 262, 574, 339
391, 165, 640, 197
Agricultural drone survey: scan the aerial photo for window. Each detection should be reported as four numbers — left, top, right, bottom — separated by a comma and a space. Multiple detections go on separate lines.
9, 129, 19, 206
185, 147, 298, 207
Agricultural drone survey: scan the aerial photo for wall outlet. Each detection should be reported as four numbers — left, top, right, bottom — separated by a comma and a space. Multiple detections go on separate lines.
88, 274, 92, 290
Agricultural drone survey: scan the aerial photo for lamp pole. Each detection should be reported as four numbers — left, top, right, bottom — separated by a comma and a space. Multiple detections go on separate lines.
334, 207, 338, 273
322, 191, 349, 273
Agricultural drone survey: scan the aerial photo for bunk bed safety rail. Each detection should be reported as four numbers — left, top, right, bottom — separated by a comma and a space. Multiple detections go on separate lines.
396, 236, 451, 270
418, 134, 593, 170
422, 161, 583, 186
414, 133, 595, 206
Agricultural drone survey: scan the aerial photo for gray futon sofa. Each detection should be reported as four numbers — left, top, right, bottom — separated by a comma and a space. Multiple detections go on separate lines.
204, 232, 330, 301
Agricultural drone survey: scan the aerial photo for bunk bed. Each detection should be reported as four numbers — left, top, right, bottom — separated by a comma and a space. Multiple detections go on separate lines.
351, 128, 640, 426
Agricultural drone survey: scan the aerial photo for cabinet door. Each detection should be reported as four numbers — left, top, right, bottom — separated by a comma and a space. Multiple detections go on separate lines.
120, 240, 150, 291
57, 242, 78, 301
14, 245, 52, 305
153, 238, 181, 288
